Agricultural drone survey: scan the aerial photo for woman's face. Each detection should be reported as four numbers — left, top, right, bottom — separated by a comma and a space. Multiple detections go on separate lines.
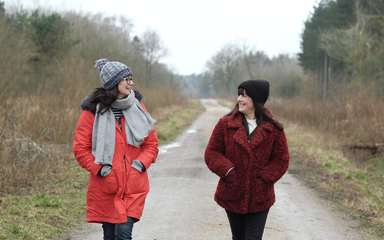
117, 76, 134, 100
237, 90, 255, 118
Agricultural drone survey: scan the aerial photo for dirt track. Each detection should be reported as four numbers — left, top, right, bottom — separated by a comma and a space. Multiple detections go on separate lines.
68, 99, 377, 240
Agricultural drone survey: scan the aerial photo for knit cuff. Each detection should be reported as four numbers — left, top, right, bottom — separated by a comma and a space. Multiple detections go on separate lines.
98, 165, 112, 176
131, 160, 145, 172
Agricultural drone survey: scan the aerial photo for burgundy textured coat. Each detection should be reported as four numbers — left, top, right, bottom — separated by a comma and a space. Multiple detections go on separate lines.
204, 109, 290, 214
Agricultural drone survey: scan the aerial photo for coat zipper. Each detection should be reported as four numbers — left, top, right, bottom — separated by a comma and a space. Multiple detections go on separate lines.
123, 155, 126, 201
117, 117, 126, 201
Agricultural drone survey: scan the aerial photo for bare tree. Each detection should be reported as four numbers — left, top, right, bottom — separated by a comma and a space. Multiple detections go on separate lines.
241, 42, 257, 79
206, 43, 242, 94
140, 29, 168, 86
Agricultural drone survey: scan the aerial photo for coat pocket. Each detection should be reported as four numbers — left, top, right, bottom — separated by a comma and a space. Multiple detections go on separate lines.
126, 169, 149, 194
215, 178, 244, 202
100, 169, 118, 194
253, 178, 274, 204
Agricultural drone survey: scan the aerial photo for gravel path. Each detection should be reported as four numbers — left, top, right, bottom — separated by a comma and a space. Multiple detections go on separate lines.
67, 99, 378, 240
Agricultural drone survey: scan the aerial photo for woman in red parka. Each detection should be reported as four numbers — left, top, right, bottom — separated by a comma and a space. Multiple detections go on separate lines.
205, 80, 290, 240
73, 58, 159, 240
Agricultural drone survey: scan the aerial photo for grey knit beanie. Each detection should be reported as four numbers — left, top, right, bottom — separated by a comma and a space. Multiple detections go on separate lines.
94, 58, 133, 90
238, 80, 270, 104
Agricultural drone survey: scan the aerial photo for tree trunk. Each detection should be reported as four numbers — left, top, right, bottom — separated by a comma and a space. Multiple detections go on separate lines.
323, 52, 327, 101
329, 58, 332, 95
244, 55, 254, 79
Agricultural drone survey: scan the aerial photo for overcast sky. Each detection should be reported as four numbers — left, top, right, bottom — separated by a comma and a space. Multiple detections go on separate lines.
5, 0, 319, 75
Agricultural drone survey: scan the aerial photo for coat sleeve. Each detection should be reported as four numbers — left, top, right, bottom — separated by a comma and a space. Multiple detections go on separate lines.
257, 129, 290, 184
73, 110, 103, 176
135, 103, 159, 170
204, 118, 235, 178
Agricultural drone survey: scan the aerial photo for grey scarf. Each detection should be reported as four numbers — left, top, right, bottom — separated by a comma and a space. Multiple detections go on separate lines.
92, 90, 156, 165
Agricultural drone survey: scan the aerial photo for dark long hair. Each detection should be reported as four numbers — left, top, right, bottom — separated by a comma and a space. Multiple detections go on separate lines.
88, 86, 119, 114
225, 88, 284, 131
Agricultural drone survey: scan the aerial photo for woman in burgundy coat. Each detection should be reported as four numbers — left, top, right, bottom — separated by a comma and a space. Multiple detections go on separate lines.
205, 80, 290, 240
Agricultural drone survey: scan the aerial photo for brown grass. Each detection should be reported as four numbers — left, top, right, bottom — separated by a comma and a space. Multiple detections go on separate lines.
269, 96, 384, 145
268, 73, 384, 145
0, 83, 193, 197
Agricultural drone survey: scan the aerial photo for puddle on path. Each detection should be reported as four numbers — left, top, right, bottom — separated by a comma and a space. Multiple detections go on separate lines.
158, 129, 196, 155
159, 142, 182, 154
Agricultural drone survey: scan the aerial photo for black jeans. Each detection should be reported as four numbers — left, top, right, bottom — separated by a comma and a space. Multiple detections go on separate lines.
225, 208, 270, 240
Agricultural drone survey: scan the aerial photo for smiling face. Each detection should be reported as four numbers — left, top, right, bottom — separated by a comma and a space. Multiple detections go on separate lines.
237, 89, 256, 119
117, 75, 134, 100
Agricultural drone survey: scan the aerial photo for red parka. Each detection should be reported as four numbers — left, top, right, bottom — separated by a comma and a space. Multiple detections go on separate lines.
204, 109, 289, 214
73, 103, 159, 224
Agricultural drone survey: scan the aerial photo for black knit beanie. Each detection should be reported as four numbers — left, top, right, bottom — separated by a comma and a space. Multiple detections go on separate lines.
238, 80, 270, 104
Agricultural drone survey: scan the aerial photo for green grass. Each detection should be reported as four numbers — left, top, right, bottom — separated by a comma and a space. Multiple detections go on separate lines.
0, 171, 88, 240
284, 122, 384, 238
155, 99, 205, 145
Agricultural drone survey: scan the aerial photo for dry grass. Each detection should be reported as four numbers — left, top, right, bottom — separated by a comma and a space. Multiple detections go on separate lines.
270, 97, 384, 144
0, 82, 193, 196
268, 73, 384, 145
140, 86, 190, 115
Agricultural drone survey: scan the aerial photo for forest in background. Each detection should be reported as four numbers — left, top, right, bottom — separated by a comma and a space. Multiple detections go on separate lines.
182, 52, 301, 99
189, 0, 384, 101
284, 0, 384, 145
186, 0, 384, 146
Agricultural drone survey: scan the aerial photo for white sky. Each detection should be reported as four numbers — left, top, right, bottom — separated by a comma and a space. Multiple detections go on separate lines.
5, 0, 319, 75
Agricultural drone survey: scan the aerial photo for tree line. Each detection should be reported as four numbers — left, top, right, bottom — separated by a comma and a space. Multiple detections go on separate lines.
2, 0, 383, 103
0, 2, 193, 148
181, 42, 302, 100
190, 0, 384, 102
0, 1, 177, 102
299, 0, 384, 100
